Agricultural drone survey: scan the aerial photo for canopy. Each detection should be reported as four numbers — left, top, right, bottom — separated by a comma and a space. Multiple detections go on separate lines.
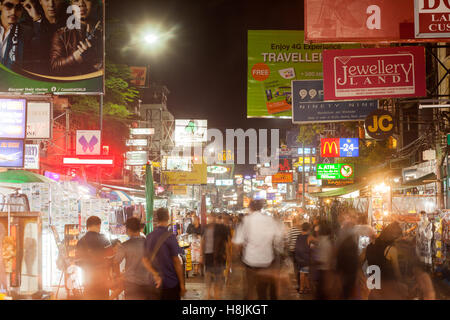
110, 190, 133, 203
394, 172, 437, 189
0, 170, 55, 184
310, 181, 368, 198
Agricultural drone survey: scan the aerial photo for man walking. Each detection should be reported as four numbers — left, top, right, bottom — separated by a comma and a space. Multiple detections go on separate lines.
75, 215, 112, 300
233, 200, 284, 300
143, 208, 186, 300
113, 217, 150, 300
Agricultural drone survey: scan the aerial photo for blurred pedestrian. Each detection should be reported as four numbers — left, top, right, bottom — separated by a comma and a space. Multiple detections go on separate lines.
411, 258, 435, 300
142, 208, 186, 300
75, 215, 112, 300
295, 222, 314, 294
315, 222, 333, 299
112, 217, 150, 300
187, 215, 202, 276
233, 200, 284, 300
285, 216, 302, 292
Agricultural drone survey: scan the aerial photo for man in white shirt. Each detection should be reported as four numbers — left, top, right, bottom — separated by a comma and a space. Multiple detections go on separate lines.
233, 199, 284, 299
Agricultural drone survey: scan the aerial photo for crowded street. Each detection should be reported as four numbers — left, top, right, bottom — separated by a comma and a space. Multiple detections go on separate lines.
0, 0, 450, 306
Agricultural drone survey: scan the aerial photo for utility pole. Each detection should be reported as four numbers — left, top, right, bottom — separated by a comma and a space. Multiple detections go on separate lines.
302, 142, 306, 210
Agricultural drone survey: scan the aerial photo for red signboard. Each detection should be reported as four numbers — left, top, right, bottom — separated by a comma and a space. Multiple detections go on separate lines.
321, 138, 340, 157
278, 158, 293, 171
323, 46, 426, 101
415, 0, 450, 38
305, 0, 415, 43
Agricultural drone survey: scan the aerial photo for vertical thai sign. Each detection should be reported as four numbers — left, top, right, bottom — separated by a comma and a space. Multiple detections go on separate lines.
415, 0, 450, 38
323, 46, 426, 100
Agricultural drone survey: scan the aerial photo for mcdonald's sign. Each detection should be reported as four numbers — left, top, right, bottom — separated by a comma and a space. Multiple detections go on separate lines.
321, 138, 339, 157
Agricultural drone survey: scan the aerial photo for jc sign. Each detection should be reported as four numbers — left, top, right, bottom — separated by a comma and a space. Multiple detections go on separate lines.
365, 110, 394, 140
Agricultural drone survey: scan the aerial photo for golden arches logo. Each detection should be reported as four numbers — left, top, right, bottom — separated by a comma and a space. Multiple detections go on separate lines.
322, 141, 338, 155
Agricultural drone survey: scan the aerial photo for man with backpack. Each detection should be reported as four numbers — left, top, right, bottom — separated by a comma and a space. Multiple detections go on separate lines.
142, 208, 186, 300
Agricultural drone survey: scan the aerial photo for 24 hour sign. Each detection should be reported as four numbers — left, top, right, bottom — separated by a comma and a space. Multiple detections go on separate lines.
323, 47, 426, 100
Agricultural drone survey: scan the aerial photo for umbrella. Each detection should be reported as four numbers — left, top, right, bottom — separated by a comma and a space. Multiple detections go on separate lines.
0, 170, 55, 184
144, 164, 154, 235
200, 193, 206, 227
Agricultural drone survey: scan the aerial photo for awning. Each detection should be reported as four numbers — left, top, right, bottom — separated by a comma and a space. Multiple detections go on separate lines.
394, 172, 437, 189
110, 190, 133, 203
310, 181, 368, 198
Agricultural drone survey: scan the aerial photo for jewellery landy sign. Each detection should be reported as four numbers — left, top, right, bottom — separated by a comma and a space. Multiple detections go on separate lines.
323, 47, 426, 100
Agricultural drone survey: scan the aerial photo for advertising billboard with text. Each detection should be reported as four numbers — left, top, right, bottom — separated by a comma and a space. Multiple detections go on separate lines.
323, 47, 426, 101
0, 99, 26, 139
0, 0, 104, 94
415, 0, 450, 38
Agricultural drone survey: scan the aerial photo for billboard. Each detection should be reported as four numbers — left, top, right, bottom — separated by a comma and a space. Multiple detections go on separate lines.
292, 80, 379, 123
317, 164, 355, 180
272, 172, 293, 183
0, 99, 26, 139
163, 156, 191, 171
323, 47, 427, 101
26, 102, 51, 139
76, 130, 101, 155
320, 138, 359, 157
0, 139, 24, 168
415, 0, 450, 38
322, 179, 355, 187
130, 128, 155, 135
126, 151, 148, 166
126, 139, 148, 146
305, 0, 416, 43
163, 163, 207, 185
247, 30, 358, 118
0, 1, 104, 94
24, 144, 39, 170
174, 120, 208, 146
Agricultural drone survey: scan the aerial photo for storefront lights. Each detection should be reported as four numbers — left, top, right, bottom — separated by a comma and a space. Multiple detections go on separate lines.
373, 182, 390, 193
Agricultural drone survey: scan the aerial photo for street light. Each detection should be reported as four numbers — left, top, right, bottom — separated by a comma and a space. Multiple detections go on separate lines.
144, 33, 159, 44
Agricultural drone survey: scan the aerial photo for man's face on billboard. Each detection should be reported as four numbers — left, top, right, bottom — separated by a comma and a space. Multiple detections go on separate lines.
39, 0, 63, 22
71, 0, 92, 21
1, 0, 23, 26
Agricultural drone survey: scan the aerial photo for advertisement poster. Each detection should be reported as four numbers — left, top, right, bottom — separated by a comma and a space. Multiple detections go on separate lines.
317, 163, 355, 180
130, 66, 148, 87
247, 30, 358, 118
24, 144, 40, 170
0, 1, 104, 94
174, 120, 208, 146
320, 138, 359, 157
0, 139, 24, 168
292, 80, 379, 123
305, 0, 416, 42
0, 99, 26, 139
163, 163, 207, 185
272, 172, 294, 183
76, 130, 101, 155
323, 47, 426, 100
26, 102, 51, 139
414, 0, 450, 38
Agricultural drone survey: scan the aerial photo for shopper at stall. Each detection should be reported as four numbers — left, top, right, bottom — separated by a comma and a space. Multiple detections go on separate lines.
75, 215, 112, 300
113, 217, 150, 300
186, 215, 202, 276
233, 199, 284, 300
142, 208, 185, 300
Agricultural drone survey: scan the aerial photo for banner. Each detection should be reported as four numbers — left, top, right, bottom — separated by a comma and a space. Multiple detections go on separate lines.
0, 139, 24, 168
323, 47, 427, 100
24, 144, 39, 170
322, 179, 355, 187
26, 102, 51, 139
76, 130, 101, 155
130, 66, 148, 87
305, 0, 416, 42
0, 99, 26, 139
414, 0, 450, 38
0, 1, 104, 94
247, 30, 358, 118
317, 163, 354, 180
163, 163, 207, 185
292, 80, 378, 123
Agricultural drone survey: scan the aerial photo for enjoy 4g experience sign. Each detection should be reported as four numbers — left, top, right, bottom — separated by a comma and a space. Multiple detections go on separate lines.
323, 47, 426, 101
317, 163, 354, 180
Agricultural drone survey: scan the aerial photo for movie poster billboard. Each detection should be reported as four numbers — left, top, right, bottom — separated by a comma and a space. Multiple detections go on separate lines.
247, 30, 358, 118
0, 0, 104, 94
323, 47, 426, 100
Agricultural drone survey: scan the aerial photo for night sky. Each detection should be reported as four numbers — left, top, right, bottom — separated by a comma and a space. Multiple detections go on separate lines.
107, 0, 304, 131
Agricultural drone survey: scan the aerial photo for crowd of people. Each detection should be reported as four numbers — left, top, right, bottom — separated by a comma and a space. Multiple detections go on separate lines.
72, 199, 438, 300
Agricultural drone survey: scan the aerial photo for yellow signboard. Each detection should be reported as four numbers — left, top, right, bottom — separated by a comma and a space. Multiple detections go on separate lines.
163, 162, 207, 185
171, 185, 188, 195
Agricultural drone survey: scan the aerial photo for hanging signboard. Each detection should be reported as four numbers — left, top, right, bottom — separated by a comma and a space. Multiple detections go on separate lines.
323, 46, 427, 101
126, 151, 148, 166
415, 0, 450, 38
305, 0, 422, 43
322, 179, 355, 187
0, 139, 24, 168
278, 157, 293, 171
215, 179, 234, 186
317, 163, 355, 180
207, 176, 215, 184
0, 99, 26, 139
24, 144, 39, 170
126, 139, 148, 146
163, 163, 207, 185
130, 128, 154, 135
292, 80, 379, 123
174, 120, 208, 146
320, 138, 359, 157
26, 102, 51, 139
272, 172, 294, 183
207, 166, 229, 174
171, 185, 187, 195
364, 109, 395, 140
76, 130, 101, 155
130, 66, 148, 87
